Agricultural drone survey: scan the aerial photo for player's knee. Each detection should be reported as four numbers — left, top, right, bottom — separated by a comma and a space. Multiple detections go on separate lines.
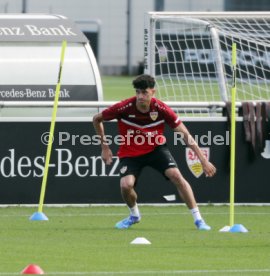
120, 176, 135, 191
166, 168, 184, 184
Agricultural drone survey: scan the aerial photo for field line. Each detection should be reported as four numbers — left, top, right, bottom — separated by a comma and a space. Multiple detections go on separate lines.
0, 210, 270, 218
1, 203, 270, 208
1, 268, 270, 275
0, 211, 270, 218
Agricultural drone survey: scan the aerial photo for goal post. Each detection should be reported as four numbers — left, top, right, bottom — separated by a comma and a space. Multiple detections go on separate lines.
144, 12, 270, 113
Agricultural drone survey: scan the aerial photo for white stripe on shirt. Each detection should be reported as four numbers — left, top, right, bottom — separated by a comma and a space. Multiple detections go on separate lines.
120, 118, 165, 129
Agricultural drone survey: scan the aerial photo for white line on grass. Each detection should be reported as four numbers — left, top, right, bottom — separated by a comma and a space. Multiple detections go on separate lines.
1, 203, 270, 208
31, 211, 270, 217
1, 268, 270, 275
0, 211, 270, 218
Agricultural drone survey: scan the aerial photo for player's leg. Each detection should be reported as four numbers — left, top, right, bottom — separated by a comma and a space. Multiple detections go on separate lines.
149, 145, 211, 230
115, 175, 141, 229
165, 167, 196, 209
120, 174, 141, 218
120, 174, 138, 209
115, 158, 142, 229
165, 167, 211, 230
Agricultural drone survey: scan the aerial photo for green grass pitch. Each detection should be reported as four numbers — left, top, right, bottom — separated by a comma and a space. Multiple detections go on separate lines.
102, 75, 270, 101
1, 205, 270, 275
102, 75, 134, 100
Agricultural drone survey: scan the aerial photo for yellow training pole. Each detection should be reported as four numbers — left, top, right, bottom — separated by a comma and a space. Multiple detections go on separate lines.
37, 40, 67, 214
230, 43, 237, 227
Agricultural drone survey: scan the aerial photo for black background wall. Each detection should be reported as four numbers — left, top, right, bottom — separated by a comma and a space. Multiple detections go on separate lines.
0, 120, 269, 204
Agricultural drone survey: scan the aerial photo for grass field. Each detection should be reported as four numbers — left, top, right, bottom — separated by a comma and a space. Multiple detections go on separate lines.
1, 205, 270, 275
101, 76, 220, 101
101, 75, 270, 102
102, 75, 134, 100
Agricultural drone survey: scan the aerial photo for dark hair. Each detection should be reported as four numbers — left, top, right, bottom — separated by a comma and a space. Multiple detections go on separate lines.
132, 74, 155, 90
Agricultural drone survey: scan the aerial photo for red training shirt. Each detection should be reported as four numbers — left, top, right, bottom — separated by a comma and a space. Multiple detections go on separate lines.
102, 96, 181, 158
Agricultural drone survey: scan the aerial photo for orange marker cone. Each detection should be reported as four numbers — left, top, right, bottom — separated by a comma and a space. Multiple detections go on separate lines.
21, 264, 44, 274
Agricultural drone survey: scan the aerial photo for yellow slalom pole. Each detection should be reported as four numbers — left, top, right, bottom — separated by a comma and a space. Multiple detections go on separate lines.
38, 40, 67, 214
230, 43, 237, 227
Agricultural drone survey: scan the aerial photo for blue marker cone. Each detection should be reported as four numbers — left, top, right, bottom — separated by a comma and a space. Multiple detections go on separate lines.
229, 224, 248, 233
29, 212, 48, 221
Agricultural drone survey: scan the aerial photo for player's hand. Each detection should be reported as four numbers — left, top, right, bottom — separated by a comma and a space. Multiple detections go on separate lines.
101, 147, 113, 165
201, 161, 216, 177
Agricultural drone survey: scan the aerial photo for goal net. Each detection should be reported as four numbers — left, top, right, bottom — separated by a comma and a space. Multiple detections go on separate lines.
144, 12, 270, 115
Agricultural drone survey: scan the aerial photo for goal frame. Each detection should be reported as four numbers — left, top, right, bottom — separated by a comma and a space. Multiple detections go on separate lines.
144, 11, 270, 103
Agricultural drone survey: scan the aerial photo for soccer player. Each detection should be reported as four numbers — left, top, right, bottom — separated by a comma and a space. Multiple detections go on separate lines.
93, 74, 216, 230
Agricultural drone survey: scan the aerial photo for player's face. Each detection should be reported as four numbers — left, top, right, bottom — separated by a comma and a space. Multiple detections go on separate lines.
135, 88, 155, 107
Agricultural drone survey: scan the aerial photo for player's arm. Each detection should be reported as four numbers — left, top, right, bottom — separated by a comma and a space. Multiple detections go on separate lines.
93, 113, 113, 165
174, 123, 216, 177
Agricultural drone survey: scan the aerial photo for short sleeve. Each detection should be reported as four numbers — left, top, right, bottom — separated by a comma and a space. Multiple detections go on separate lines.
162, 103, 181, 129
102, 102, 122, 121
